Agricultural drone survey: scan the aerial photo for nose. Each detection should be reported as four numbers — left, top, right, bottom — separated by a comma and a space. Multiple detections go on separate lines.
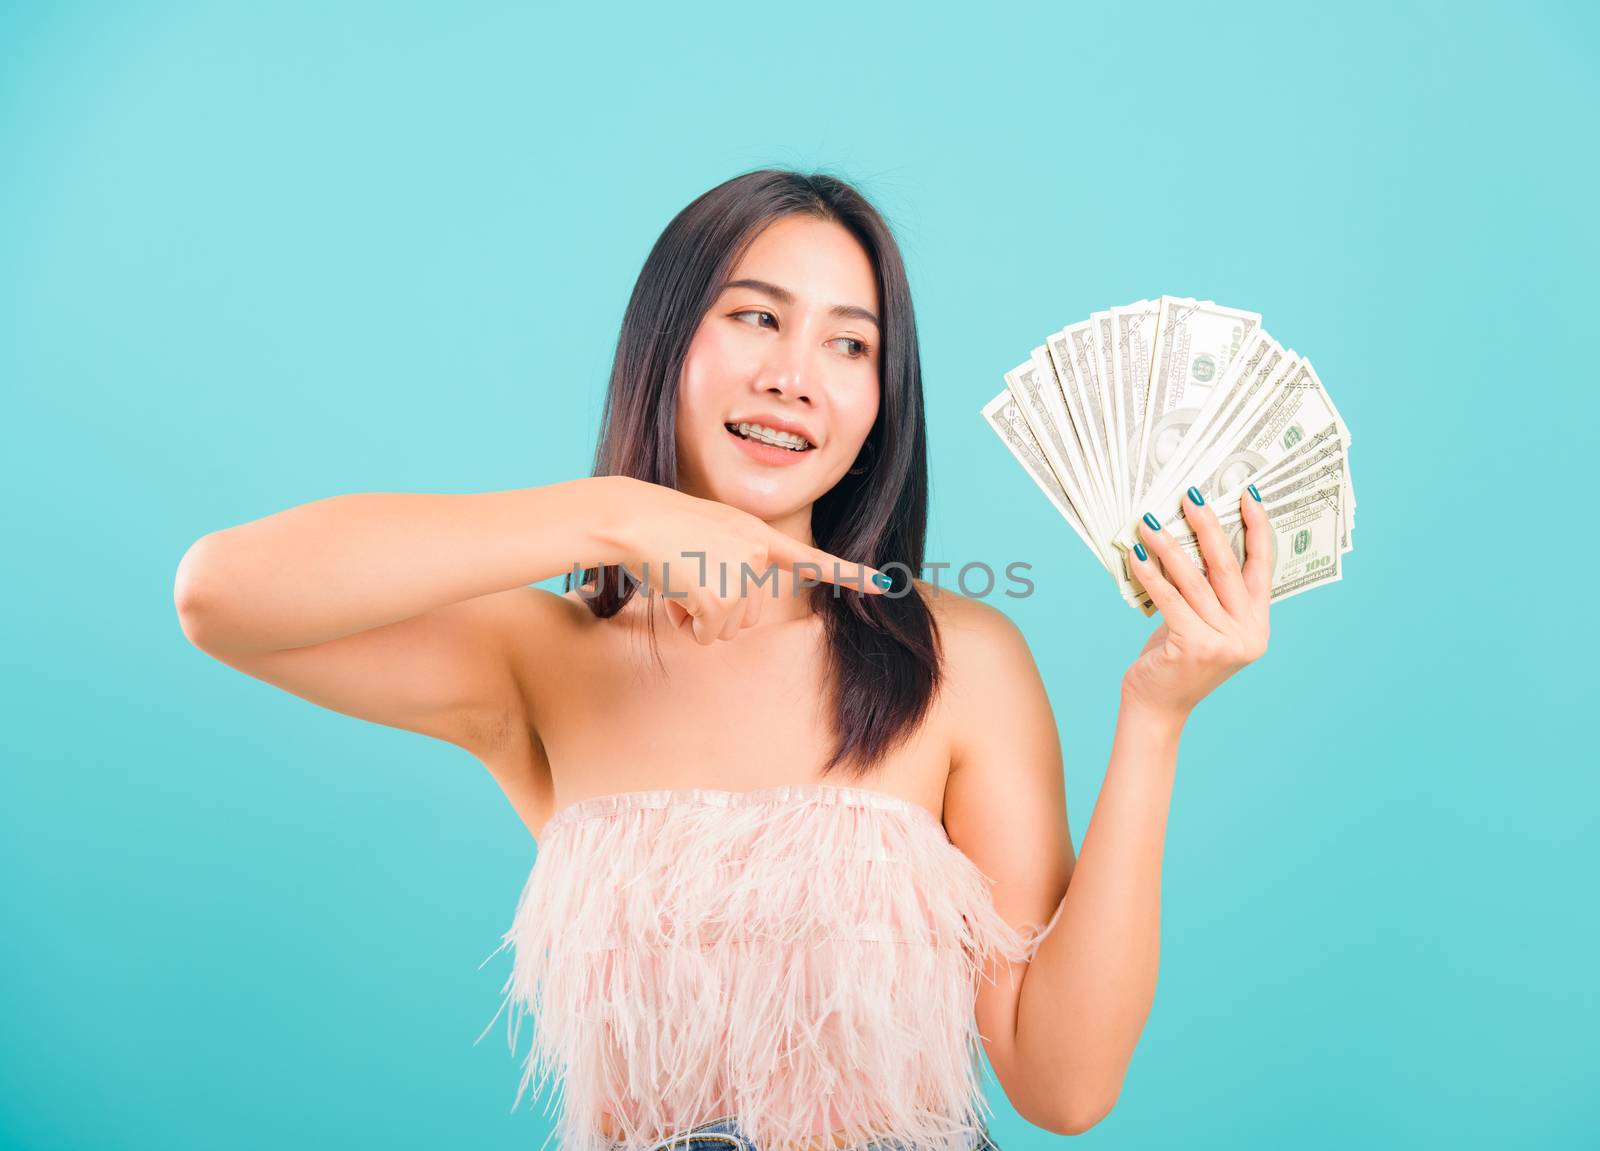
753, 331, 813, 403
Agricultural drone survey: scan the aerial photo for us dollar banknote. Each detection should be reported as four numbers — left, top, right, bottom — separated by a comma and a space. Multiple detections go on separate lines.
981, 296, 1356, 614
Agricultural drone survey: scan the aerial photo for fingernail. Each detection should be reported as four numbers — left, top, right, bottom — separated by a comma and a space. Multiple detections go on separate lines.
1248, 484, 1261, 503
1133, 543, 1148, 562
872, 572, 892, 589
1142, 512, 1161, 531
1186, 485, 1205, 507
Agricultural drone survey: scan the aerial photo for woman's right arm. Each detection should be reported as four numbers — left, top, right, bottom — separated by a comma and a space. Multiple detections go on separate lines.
172, 476, 637, 764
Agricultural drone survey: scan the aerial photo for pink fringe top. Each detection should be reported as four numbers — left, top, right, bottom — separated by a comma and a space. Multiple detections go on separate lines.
477, 784, 1063, 1151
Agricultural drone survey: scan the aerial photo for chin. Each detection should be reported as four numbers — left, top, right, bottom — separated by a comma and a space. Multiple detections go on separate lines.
696, 470, 819, 518
716, 482, 808, 519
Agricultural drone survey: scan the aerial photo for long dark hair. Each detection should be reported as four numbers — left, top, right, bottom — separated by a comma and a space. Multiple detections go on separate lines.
566, 168, 941, 781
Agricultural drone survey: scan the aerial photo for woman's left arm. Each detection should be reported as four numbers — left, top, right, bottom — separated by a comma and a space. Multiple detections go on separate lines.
1024, 486, 1273, 1126
981, 486, 1273, 1133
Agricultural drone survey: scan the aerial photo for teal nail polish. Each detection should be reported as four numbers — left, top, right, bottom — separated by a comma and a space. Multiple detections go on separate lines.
1187, 485, 1205, 507
1248, 483, 1262, 503
872, 572, 892, 589
1133, 543, 1148, 562
1142, 512, 1161, 531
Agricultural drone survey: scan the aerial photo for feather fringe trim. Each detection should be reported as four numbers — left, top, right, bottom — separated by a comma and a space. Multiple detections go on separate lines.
476, 785, 1063, 1151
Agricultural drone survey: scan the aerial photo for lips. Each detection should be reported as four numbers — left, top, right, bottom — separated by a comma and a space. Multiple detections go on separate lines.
725, 414, 818, 447
724, 423, 815, 465
724, 422, 815, 451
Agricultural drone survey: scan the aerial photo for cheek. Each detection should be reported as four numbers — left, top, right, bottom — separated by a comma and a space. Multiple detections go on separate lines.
677, 334, 740, 452
681, 331, 743, 416
838, 376, 881, 441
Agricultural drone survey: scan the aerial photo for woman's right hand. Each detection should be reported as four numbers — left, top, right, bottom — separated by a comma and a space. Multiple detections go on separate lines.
603, 478, 892, 645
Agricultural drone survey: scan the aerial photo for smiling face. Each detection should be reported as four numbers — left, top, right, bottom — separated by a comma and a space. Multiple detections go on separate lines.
676, 213, 882, 543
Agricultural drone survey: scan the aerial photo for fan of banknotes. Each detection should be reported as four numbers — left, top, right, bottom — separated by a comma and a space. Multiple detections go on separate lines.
980, 296, 1355, 615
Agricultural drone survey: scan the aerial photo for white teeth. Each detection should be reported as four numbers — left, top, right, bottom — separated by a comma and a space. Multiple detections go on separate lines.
730, 422, 810, 450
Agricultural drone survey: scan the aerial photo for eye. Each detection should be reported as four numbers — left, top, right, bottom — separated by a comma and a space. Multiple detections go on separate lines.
829, 336, 872, 360
731, 309, 870, 359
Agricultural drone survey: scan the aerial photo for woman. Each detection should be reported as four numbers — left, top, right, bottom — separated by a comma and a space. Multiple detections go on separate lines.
173, 169, 1271, 1151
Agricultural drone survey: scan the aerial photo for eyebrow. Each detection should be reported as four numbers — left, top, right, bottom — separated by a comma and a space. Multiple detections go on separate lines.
719, 277, 880, 330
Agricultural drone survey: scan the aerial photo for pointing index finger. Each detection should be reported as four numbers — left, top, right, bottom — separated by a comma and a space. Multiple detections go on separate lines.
767, 532, 892, 594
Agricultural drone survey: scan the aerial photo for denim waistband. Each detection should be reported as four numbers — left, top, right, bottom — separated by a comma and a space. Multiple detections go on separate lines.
608, 1115, 992, 1151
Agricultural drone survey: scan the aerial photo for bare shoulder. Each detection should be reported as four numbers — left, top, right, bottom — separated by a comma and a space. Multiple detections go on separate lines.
501, 583, 594, 708
912, 577, 1031, 667
516, 582, 592, 635
909, 579, 1042, 771
501, 583, 640, 741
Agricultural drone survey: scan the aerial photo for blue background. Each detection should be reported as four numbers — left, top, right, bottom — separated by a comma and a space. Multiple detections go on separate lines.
3, 1, 1595, 1147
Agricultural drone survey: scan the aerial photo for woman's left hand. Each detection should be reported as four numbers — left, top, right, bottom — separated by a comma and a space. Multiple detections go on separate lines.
1121, 485, 1273, 723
